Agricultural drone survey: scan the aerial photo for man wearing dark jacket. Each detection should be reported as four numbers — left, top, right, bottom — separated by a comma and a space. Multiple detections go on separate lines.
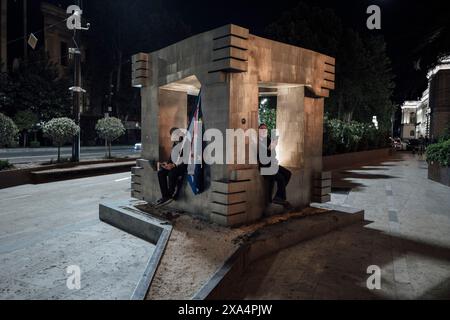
155, 128, 187, 206
258, 124, 292, 208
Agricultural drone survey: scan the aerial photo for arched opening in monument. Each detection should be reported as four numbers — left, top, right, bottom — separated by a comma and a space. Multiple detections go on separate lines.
258, 83, 305, 168
158, 75, 202, 162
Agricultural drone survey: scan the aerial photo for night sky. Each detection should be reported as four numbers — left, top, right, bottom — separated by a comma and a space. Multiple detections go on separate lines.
8, 0, 450, 103
162, 0, 450, 102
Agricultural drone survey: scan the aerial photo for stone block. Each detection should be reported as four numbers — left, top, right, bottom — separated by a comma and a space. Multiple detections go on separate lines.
322, 79, 335, 90
312, 194, 331, 203
313, 179, 331, 188
131, 174, 142, 185
213, 35, 249, 51
131, 166, 143, 175
206, 72, 227, 84
213, 47, 248, 62
313, 186, 331, 196
323, 72, 335, 82
230, 169, 255, 181
131, 182, 142, 192
212, 180, 249, 194
211, 191, 247, 205
324, 64, 335, 74
132, 52, 149, 64
315, 171, 332, 180
210, 212, 247, 227
213, 24, 249, 40
131, 190, 143, 200
211, 201, 247, 216
210, 58, 248, 73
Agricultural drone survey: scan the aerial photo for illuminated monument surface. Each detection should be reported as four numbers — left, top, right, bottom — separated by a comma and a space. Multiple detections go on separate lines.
131, 24, 336, 226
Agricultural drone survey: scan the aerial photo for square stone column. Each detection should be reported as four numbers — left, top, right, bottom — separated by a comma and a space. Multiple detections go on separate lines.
158, 89, 188, 161
276, 86, 305, 168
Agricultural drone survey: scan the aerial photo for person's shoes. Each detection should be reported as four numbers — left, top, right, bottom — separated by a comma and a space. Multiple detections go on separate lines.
154, 197, 172, 207
273, 197, 292, 209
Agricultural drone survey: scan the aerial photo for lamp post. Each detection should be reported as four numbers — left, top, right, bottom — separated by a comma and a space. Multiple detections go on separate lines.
67, 1, 89, 162
23, 0, 27, 62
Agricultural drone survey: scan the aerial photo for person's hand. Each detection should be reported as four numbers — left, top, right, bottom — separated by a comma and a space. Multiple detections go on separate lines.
159, 162, 168, 170
165, 163, 176, 170
270, 140, 278, 150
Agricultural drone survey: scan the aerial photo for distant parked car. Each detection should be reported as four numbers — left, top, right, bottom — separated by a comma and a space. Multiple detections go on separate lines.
393, 138, 407, 151
407, 139, 420, 152
134, 143, 142, 151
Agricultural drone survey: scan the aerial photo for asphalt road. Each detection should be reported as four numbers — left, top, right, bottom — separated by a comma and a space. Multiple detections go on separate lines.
0, 172, 154, 300
0, 146, 140, 164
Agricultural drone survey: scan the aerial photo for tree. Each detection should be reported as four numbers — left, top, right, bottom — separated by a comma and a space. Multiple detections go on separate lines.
0, 113, 19, 147
13, 110, 39, 147
266, 2, 395, 129
84, 0, 190, 119
259, 97, 277, 131
95, 117, 126, 158
0, 51, 72, 122
43, 118, 80, 162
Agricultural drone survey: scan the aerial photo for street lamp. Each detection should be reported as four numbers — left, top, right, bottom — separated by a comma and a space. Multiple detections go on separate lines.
67, 2, 90, 162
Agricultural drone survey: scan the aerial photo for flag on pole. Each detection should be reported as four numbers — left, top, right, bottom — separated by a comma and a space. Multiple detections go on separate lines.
186, 92, 204, 195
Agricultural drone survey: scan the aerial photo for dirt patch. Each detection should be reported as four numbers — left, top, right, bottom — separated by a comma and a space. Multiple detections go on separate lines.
134, 204, 329, 300
146, 213, 245, 300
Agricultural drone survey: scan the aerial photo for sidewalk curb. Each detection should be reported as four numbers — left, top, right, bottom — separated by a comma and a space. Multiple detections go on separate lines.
0, 158, 138, 189
99, 201, 172, 300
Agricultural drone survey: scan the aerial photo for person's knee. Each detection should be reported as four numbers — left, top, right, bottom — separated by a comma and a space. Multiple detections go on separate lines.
285, 170, 292, 181
158, 169, 168, 178
275, 174, 286, 185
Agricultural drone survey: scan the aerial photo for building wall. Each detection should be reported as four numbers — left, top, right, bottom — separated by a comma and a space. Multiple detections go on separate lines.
40, 2, 74, 77
400, 105, 417, 140
0, 0, 6, 72
430, 69, 450, 138
416, 102, 430, 138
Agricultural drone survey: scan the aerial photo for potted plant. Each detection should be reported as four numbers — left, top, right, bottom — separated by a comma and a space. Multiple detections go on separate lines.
426, 139, 450, 187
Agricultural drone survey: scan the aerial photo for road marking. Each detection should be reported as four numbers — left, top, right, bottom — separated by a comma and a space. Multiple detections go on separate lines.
115, 177, 131, 182
385, 183, 411, 287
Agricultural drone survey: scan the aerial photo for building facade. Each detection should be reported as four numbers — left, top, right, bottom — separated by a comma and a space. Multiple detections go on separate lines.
401, 56, 450, 140
0, 1, 84, 75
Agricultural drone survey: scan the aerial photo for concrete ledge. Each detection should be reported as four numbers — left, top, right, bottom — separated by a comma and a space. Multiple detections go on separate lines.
428, 162, 450, 187
193, 206, 364, 300
0, 158, 138, 189
32, 161, 135, 184
323, 148, 392, 171
99, 201, 172, 300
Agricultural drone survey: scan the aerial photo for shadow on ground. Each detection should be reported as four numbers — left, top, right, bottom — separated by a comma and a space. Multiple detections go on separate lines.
331, 154, 406, 189
227, 220, 450, 300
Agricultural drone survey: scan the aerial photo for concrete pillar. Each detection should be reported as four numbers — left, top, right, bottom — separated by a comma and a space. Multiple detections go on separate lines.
0, 0, 7, 72
276, 86, 305, 168
158, 89, 187, 161
228, 72, 259, 172
141, 86, 159, 162
202, 73, 232, 182
304, 96, 324, 173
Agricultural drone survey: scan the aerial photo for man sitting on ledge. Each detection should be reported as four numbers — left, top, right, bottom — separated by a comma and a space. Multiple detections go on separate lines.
258, 123, 292, 209
155, 127, 187, 206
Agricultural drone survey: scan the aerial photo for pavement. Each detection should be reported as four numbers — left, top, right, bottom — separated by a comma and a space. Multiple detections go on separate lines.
229, 153, 450, 300
0, 146, 140, 164
0, 172, 154, 300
